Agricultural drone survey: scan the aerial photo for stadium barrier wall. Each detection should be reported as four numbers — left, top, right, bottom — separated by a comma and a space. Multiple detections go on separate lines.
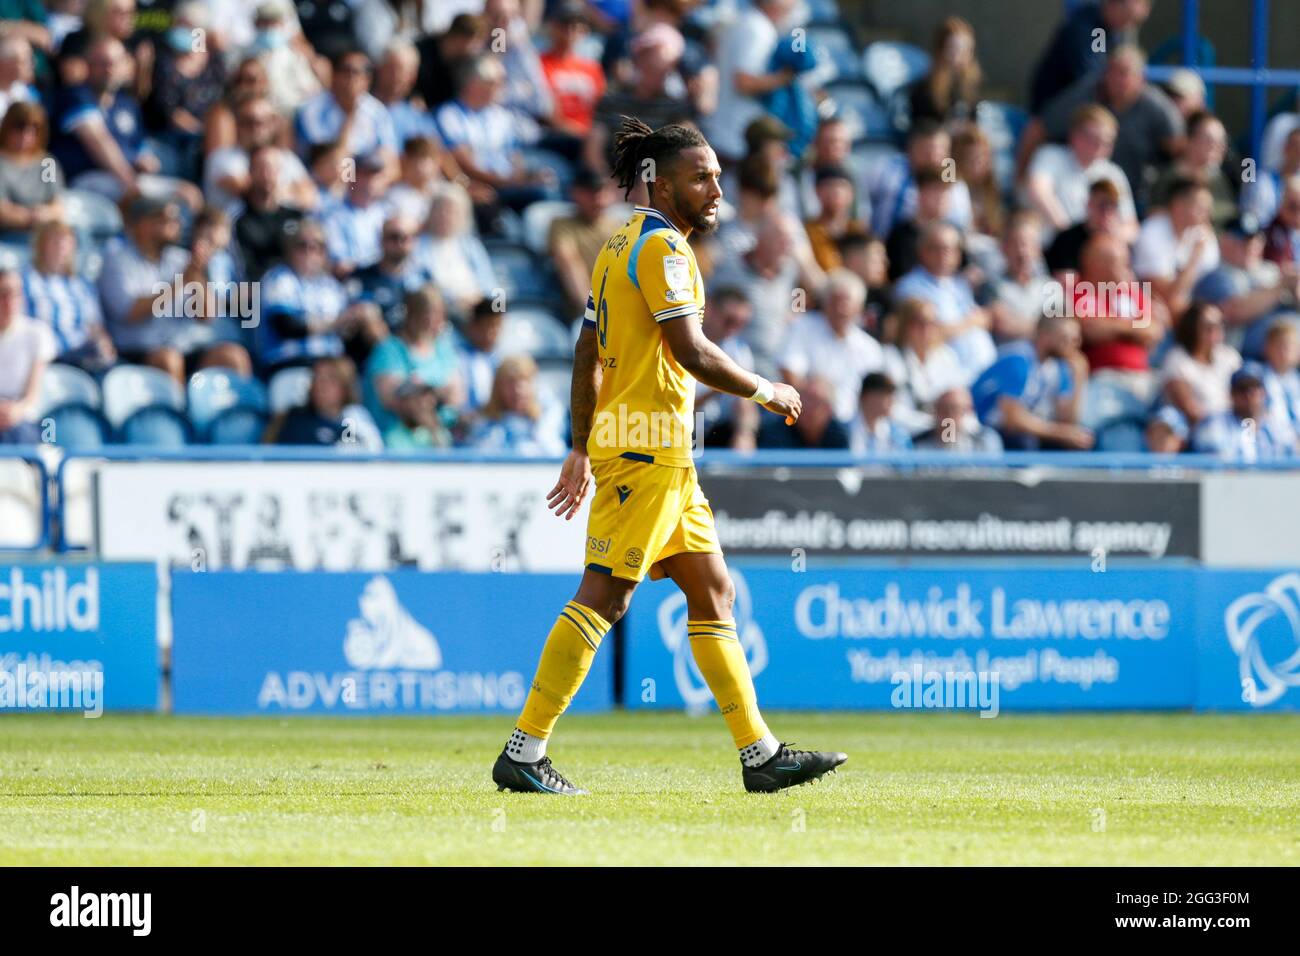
0, 561, 159, 712
168, 569, 614, 716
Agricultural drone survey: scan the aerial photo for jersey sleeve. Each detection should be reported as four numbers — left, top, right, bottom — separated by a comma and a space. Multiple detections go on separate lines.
631, 231, 699, 323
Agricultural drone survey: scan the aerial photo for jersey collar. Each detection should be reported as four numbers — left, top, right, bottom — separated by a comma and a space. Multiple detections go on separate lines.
634, 205, 675, 230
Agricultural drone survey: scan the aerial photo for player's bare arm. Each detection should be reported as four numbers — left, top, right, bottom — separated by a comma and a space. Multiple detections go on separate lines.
547, 324, 601, 521
659, 316, 802, 425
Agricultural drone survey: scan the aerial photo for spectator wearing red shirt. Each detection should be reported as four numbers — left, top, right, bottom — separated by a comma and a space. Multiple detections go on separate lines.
539, 2, 605, 137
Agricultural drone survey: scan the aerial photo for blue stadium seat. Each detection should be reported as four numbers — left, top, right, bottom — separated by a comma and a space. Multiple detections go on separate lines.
484, 241, 560, 304
1081, 377, 1151, 432
1095, 416, 1147, 453
975, 101, 1029, 194
807, 25, 862, 82
36, 363, 108, 450
102, 364, 188, 444
495, 307, 572, 361
62, 188, 124, 240
862, 41, 931, 103
519, 146, 575, 192
805, 0, 844, 27
824, 81, 897, 143
849, 141, 903, 183
187, 369, 269, 444
268, 365, 314, 414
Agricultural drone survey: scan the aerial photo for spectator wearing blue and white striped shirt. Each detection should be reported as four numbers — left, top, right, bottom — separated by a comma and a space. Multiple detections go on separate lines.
295, 49, 399, 185
22, 221, 114, 372
1193, 365, 1295, 460
321, 152, 388, 274
258, 219, 354, 371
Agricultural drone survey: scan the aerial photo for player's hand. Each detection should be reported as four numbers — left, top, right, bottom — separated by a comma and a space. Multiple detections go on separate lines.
763, 382, 802, 426
547, 450, 593, 520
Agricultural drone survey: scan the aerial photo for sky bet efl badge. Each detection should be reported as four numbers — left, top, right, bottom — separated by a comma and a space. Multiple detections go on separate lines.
663, 255, 690, 293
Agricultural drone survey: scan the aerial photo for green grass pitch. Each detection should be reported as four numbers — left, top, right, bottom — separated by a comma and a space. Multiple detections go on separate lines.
2, 711, 1298, 865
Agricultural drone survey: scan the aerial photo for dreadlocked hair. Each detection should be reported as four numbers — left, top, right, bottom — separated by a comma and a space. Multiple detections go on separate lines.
609, 116, 707, 199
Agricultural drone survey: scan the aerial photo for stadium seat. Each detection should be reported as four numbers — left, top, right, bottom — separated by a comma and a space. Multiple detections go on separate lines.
535, 357, 574, 410
485, 241, 561, 304
521, 199, 576, 255
268, 366, 313, 414
807, 25, 862, 82
1080, 377, 1151, 432
62, 188, 124, 239
850, 141, 903, 183
102, 364, 189, 445
36, 363, 108, 450
975, 101, 1030, 194
805, 0, 844, 26
519, 146, 575, 192
495, 307, 572, 361
187, 369, 269, 444
824, 81, 897, 143
1094, 416, 1147, 453
861, 41, 931, 103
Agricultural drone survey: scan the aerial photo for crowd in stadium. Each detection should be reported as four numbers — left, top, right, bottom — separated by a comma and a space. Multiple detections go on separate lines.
1, 0, 1299, 458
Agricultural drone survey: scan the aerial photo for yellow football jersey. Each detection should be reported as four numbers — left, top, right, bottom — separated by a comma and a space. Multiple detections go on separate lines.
582, 205, 704, 467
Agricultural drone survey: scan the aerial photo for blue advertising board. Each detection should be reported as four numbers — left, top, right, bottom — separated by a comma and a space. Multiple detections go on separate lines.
0, 562, 158, 712
1195, 570, 1300, 711
625, 564, 1201, 712
171, 570, 613, 715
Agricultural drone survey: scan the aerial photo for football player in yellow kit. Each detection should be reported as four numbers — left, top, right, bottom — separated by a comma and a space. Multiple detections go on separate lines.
493, 118, 847, 794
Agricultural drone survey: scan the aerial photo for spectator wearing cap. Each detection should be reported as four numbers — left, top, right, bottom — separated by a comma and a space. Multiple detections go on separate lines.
267, 355, 383, 449
144, 1, 225, 183
803, 165, 864, 272
418, 181, 494, 319
1133, 176, 1219, 317
987, 210, 1051, 343
1162, 68, 1207, 122
736, 114, 802, 218
1045, 178, 1125, 276
777, 269, 884, 427
1194, 212, 1299, 359
912, 387, 1003, 454
205, 95, 318, 218
761, 376, 850, 451
1151, 111, 1236, 228
1243, 127, 1300, 227
466, 354, 567, 457
910, 16, 981, 126
850, 372, 912, 455
1074, 233, 1166, 384
54, 35, 203, 209
295, 49, 399, 187
549, 166, 620, 317
23, 221, 114, 373
98, 195, 251, 383
1145, 405, 1189, 454
696, 286, 760, 450
0, 101, 63, 247
373, 38, 439, 148
321, 152, 389, 275
885, 166, 956, 283
1160, 303, 1241, 427
435, 53, 556, 220
1192, 364, 1294, 459
0, 266, 53, 444
416, 14, 487, 116
350, 212, 435, 332
1028, 0, 1151, 114
972, 314, 1092, 451
585, 21, 692, 174
1263, 175, 1300, 271
1022, 104, 1137, 243
893, 221, 996, 382
539, 2, 605, 138
239, 1, 326, 120
881, 296, 968, 436
231, 143, 307, 282
708, 0, 797, 162
866, 119, 973, 240
364, 285, 463, 448
1026, 47, 1183, 212
258, 217, 369, 372
1258, 321, 1300, 445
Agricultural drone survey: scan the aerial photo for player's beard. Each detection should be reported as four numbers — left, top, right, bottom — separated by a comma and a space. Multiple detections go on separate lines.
688, 203, 720, 235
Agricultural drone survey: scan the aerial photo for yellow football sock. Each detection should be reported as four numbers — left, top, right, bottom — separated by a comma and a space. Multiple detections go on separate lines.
687, 619, 770, 749
517, 601, 611, 738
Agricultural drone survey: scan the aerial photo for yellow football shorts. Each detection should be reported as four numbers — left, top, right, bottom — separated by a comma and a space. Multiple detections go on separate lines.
584, 453, 721, 582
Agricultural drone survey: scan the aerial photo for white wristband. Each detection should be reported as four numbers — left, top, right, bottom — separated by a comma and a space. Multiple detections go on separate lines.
749, 375, 774, 405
